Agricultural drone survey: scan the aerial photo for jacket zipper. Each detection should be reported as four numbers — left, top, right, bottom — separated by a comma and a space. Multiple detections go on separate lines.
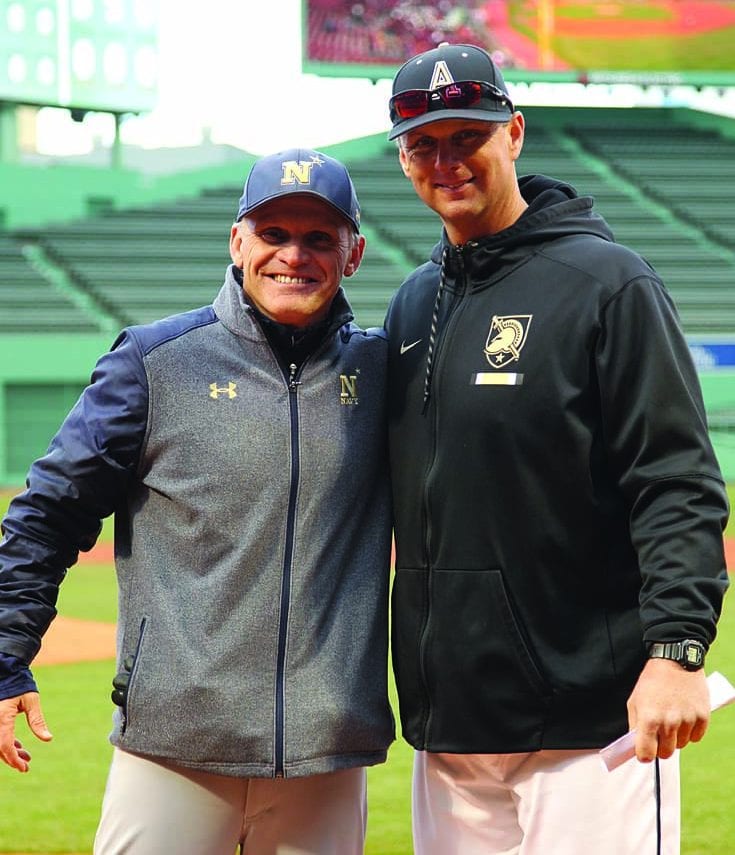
418, 246, 469, 746
119, 616, 148, 735
274, 361, 302, 777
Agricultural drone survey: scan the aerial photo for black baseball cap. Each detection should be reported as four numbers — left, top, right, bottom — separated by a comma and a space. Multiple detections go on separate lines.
236, 148, 361, 232
388, 43, 514, 140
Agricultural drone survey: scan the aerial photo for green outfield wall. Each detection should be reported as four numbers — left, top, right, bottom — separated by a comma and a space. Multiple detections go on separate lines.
0, 333, 111, 483
700, 372, 735, 484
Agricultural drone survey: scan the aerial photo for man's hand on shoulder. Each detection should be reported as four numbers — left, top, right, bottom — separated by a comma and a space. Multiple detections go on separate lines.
627, 658, 710, 763
0, 692, 53, 773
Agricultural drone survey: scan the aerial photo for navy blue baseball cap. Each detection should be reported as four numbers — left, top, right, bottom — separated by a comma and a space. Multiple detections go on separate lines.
236, 148, 361, 232
388, 43, 514, 140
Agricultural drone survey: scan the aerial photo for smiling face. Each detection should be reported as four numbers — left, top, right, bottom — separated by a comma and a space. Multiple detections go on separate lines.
398, 114, 527, 245
229, 195, 365, 328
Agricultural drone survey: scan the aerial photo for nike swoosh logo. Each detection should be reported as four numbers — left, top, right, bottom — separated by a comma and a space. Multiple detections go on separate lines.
400, 339, 422, 355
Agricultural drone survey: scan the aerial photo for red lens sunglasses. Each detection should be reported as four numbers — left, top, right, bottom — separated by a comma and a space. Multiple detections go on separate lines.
390, 81, 514, 123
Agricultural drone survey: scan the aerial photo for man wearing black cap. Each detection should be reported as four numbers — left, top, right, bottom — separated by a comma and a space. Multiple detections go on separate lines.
384, 43, 729, 853
0, 149, 394, 853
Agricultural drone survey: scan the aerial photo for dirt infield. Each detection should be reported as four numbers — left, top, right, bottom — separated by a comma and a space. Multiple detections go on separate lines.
34, 616, 116, 666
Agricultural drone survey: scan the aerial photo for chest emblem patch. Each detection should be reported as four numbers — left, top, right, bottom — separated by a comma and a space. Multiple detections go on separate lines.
340, 370, 360, 405
484, 315, 533, 368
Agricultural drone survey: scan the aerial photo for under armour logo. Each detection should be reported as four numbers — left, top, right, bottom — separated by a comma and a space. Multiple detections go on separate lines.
209, 381, 237, 399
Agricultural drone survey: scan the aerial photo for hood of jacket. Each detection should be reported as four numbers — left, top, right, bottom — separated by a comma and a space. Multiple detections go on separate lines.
429, 173, 615, 277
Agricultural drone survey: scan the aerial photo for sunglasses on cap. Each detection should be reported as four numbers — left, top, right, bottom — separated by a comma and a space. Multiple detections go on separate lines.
389, 80, 514, 123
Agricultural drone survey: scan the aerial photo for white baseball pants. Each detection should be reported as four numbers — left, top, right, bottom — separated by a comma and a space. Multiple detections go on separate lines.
412, 748, 680, 855
93, 748, 367, 854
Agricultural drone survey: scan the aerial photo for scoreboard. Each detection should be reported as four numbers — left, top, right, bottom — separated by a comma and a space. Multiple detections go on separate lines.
1, 0, 158, 113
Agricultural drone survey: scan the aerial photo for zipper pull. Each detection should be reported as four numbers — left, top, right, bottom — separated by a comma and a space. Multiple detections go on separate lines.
288, 363, 299, 390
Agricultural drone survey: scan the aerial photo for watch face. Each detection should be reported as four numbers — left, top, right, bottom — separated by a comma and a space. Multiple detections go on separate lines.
684, 643, 704, 668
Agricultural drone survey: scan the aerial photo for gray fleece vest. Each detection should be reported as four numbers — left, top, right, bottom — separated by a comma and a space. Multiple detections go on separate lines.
110, 270, 394, 777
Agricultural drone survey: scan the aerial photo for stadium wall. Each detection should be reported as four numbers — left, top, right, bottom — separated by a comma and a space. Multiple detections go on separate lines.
694, 342, 735, 485
0, 334, 110, 484
701, 374, 735, 483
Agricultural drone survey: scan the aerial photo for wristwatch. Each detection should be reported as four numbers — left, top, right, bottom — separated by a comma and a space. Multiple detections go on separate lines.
648, 639, 706, 671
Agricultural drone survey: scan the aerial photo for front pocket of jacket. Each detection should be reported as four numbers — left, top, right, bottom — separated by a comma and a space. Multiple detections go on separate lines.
427, 568, 551, 701
118, 616, 148, 734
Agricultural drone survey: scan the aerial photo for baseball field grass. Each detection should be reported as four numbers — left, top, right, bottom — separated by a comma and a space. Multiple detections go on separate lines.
507, 0, 735, 71
0, 486, 734, 852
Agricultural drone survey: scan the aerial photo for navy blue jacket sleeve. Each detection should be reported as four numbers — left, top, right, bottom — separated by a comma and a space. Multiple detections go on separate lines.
0, 330, 148, 665
0, 652, 37, 699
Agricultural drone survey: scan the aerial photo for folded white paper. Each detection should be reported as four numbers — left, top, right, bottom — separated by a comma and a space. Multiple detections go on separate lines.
599, 671, 735, 772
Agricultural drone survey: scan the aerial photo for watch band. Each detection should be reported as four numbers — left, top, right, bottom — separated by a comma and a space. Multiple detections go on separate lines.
648, 639, 705, 670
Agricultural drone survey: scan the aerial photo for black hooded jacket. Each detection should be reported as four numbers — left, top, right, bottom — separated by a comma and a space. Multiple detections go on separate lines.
385, 174, 729, 753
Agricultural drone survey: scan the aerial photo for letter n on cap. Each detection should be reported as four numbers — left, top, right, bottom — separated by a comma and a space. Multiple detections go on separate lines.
281, 160, 314, 186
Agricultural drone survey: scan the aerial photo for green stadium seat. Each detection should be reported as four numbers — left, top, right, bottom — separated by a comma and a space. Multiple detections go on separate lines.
0, 235, 102, 333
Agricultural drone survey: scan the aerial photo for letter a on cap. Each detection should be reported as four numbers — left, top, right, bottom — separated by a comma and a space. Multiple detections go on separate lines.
429, 61, 455, 89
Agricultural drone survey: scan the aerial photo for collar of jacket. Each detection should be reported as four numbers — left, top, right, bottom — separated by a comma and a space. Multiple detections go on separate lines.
429, 173, 610, 275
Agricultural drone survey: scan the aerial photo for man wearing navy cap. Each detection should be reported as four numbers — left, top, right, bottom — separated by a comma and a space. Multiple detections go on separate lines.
384, 43, 729, 853
0, 149, 394, 853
